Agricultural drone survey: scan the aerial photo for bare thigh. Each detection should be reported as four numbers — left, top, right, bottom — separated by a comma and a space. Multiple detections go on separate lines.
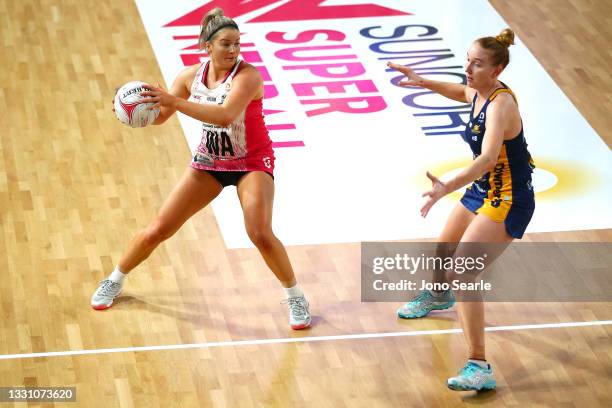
152, 167, 224, 235
236, 171, 274, 233
440, 202, 476, 242
460, 214, 513, 243
450, 214, 514, 298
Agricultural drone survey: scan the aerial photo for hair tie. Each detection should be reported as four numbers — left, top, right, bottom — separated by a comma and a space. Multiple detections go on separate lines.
206, 22, 239, 42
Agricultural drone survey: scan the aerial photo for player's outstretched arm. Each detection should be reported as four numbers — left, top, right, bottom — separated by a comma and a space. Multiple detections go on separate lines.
387, 62, 470, 103
442, 96, 511, 193
420, 96, 513, 217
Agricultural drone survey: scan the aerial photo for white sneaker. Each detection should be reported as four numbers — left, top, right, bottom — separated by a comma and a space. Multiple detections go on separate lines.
281, 296, 311, 330
91, 279, 122, 310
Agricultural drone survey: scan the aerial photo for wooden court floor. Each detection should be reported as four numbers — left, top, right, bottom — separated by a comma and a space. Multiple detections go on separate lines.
0, 0, 610, 406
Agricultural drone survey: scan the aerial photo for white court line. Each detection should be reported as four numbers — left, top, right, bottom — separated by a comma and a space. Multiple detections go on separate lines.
1, 320, 610, 361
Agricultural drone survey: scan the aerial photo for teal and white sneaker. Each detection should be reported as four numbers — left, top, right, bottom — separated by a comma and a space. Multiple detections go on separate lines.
397, 289, 455, 319
447, 361, 496, 391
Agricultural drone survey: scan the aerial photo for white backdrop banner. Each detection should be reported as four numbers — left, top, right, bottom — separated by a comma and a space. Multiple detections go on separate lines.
135, 0, 612, 248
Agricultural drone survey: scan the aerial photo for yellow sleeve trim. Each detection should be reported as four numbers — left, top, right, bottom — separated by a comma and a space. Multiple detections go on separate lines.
490, 88, 517, 104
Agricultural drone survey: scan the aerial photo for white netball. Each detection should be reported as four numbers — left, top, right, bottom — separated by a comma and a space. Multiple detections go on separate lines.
113, 81, 160, 128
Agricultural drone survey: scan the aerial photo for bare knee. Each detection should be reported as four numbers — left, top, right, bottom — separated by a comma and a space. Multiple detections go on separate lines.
245, 224, 275, 249
140, 219, 175, 247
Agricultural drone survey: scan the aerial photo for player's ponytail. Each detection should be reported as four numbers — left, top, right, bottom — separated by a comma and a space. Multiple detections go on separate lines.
475, 28, 515, 68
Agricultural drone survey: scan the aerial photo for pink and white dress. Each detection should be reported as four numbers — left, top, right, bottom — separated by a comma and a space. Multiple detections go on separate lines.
188, 59, 275, 175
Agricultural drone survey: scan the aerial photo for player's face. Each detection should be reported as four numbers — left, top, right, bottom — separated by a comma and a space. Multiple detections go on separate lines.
208, 29, 241, 68
465, 43, 502, 88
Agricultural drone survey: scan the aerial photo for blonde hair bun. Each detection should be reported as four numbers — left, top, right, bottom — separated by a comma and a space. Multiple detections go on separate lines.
495, 28, 515, 48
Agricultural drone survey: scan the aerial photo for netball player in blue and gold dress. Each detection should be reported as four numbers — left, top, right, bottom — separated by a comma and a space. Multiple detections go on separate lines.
388, 28, 535, 391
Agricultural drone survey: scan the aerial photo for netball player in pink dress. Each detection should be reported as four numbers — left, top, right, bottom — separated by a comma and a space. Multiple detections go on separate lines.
91, 7, 310, 330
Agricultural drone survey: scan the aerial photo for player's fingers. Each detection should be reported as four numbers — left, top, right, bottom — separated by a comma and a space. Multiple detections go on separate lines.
142, 83, 160, 92
425, 171, 440, 184
420, 202, 431, 218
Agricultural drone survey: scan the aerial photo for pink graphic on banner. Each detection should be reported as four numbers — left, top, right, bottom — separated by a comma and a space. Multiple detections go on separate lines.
164, 1, 408, 26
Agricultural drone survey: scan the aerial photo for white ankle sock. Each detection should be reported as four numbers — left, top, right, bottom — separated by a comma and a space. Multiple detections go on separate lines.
108, 266, 126, 284
284, 284, 304, 299
468, 359, 489, 369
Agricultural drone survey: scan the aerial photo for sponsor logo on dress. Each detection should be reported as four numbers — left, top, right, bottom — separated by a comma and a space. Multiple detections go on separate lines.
490, 162, 505, 208
193, 152, 214, 167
